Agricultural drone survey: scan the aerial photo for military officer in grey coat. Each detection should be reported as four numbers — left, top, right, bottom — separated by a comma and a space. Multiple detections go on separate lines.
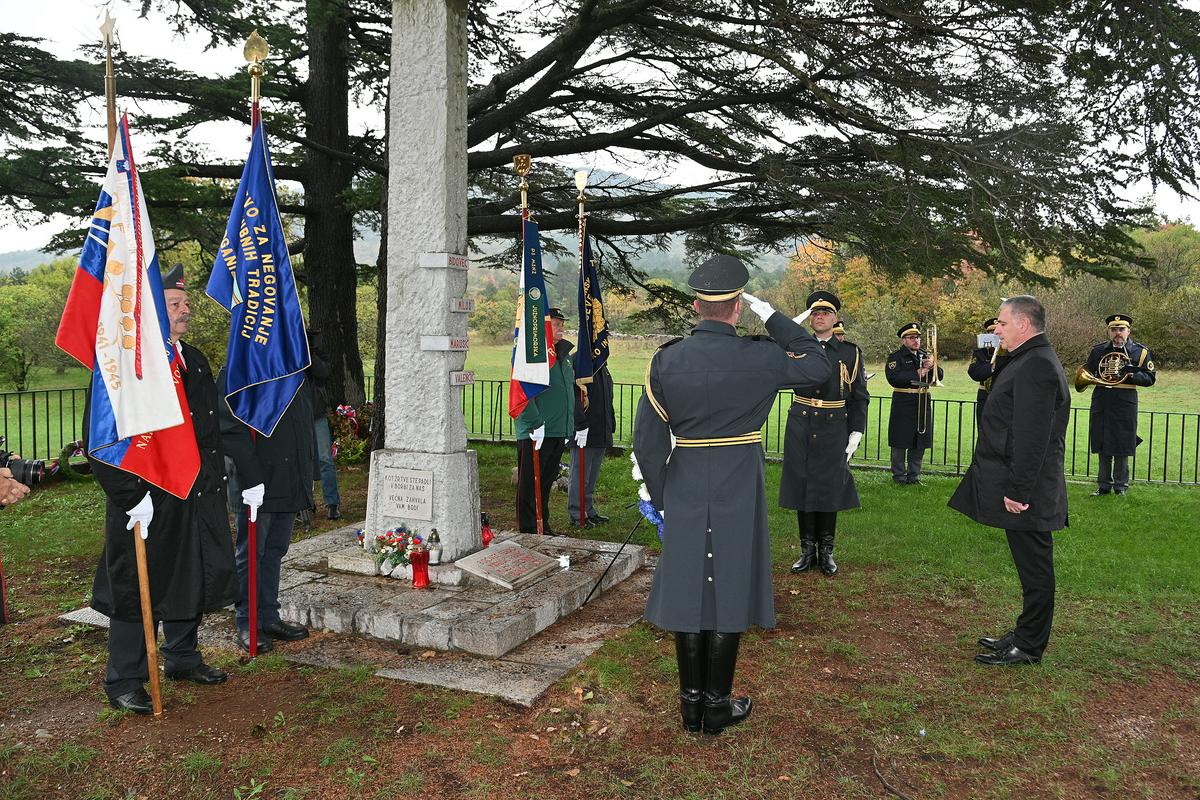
1085, 314, 1156, 496
780, 291, 869, 576
634, 255, 831, 735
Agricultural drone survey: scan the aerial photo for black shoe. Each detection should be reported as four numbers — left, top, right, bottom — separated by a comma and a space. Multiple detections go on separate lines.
265, 620, 309, 641
166, 662, 228, 685
1115, 489, 1127, 496
1091, 489, 1111, 496
977, 632, 1015, 652
974, 644, 1041, 666
108, 688, 153, 715
327, 504, 342, 520
237, 630, 273, 653
588, 513, 610, 524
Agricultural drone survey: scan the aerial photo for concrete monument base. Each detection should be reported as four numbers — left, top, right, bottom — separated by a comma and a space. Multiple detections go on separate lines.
364, 448, 480, 562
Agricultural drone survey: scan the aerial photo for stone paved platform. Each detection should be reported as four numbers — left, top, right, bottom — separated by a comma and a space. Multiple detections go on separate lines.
277, 527, 646, 657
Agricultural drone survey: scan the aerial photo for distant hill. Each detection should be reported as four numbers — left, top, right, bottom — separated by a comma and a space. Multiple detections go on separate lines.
0, 249, 56, 273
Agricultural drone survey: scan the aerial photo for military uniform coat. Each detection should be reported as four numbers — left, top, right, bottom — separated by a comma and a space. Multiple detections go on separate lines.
949, 334, 1070, 532
634, 313, 831, 633
885, 347, 943, 450
1086, 341, 1155, 456
779, 336, 869, 511
967, 348, 1009, 426
89, 342, 238, 622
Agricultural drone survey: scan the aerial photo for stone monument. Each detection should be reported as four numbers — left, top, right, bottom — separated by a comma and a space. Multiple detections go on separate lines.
366, 0, 479, 560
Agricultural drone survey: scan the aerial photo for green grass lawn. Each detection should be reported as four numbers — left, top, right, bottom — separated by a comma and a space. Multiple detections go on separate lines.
1, 445, 1196, 798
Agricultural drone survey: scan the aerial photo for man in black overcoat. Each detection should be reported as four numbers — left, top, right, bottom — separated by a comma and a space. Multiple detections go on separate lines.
569, 362, 615, 527
88, 264, 237, 713
780, 291, 869, 576
885, 322, 942, 484
949, 296, 1070, 666
633, 255, 830, 735
1085, 314, 1156, 496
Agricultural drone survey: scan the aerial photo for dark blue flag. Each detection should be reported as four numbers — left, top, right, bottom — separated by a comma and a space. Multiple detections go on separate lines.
207, 106, 310, 436
575, 232, 609, 384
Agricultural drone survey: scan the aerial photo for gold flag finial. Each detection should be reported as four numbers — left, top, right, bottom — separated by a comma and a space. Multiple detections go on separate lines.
244, 30, 269, 104
514, 154, 532, 212
101, 10, 118, 155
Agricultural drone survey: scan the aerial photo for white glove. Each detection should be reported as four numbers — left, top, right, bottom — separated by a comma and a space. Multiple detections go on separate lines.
575, 428, 589, 448
792, 307, 813, 325
845, 431, 863, 462
740, 291, 776, 323
530, 425, 546, 451
126, 491, 153, 540
241, 482, 265, 522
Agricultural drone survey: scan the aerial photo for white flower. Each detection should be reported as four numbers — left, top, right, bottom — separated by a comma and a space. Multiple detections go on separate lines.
638, 484, 651, 502
630, 451, 643, 482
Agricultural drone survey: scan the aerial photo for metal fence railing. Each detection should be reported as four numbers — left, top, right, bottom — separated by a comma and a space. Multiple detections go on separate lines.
459, 379, 1200, 486
5, 380, 1198, 486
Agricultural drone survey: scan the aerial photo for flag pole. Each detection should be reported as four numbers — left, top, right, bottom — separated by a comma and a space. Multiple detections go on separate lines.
575, 171, 588, 529
243, 29, 268, 657
133, 522, 164, 716
514, 154, 543, 536
101, 10, 162, 717
101, 11, 117, 156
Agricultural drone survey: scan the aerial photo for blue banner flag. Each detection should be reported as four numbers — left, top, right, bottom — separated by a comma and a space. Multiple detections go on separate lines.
574, 231, 609, 384
207, 106, 310, 437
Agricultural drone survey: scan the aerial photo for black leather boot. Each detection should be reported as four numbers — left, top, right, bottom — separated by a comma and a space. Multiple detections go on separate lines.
674, 632, 706, 732
702, 632, 752, 735
790, 512, 817, 573
818, 512, 838, 576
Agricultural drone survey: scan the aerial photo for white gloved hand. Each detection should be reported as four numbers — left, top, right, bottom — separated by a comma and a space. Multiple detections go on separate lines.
792, 307, 813, 325
575, 428, 589, 448
845, 431, 863, 462
740, 291, 776, 323
126, 491, 153, 540
530, 425, 546, 451
241, 482, 265, 523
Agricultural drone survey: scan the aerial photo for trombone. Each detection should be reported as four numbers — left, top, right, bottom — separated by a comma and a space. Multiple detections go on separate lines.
926, 323, 944, 388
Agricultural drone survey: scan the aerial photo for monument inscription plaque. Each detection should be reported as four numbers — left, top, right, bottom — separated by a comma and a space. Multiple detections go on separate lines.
456, 540, 559, 590
380, 466, 434, 521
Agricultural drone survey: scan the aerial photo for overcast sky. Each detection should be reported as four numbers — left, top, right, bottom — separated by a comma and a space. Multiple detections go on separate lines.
4, 0, 1200, 254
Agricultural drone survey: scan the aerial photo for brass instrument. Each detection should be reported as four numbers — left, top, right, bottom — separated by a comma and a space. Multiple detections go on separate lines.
983, 344, 1006, 391
1074, 350, 1131, 392
926, 323, 944, 388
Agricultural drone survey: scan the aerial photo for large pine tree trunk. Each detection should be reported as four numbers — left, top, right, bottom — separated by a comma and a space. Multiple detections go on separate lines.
304, 0, 364, 406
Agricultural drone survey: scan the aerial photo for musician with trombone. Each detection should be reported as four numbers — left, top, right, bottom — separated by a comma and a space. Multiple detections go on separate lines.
885, 322, 943, 484
968, 317, 1009, 427
1080, 314, 1156, 496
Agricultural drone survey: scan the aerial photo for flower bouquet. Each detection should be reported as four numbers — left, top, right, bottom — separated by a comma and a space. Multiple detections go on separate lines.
371, 525, 426, 575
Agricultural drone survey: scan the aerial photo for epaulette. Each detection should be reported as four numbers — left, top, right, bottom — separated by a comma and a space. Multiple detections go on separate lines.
657, 336, 684, 350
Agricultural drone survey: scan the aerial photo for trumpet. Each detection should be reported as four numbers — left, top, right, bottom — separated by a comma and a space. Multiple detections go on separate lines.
1074, 351, 1131, 392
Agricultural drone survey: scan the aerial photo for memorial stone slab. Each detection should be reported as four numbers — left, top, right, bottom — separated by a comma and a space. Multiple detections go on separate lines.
455, 539, 560, 590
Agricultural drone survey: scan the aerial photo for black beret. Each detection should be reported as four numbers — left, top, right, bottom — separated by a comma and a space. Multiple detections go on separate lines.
547, 307, 567, 321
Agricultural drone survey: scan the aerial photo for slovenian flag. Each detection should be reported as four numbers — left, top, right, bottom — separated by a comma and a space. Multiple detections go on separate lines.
206, 104, 310, 436
508, 216, 555, 418
55, 114, 200, 499
574, 230, 609, 385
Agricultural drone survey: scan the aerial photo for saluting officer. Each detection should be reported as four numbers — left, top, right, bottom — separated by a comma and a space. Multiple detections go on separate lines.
633, 255, 830, 736
885, 322, 943, 484
1086, 314, 1156, 496
780, 291, 869, 576
967, 317, 1009, 427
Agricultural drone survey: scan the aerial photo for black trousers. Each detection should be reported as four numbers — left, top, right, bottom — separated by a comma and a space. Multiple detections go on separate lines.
1097, 454, 1130, 492
105, 616, 202, 698
516, 437, 566, 534
1004, 530, 1055, 657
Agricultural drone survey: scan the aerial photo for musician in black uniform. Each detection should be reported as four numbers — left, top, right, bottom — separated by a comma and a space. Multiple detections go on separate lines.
885, 322, 942, 484
967, 317, 1010, 427
780, 292, 869, 576
1086, 314, 1156, 496
832, 319, 846, 342
633, 255, 830, 736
